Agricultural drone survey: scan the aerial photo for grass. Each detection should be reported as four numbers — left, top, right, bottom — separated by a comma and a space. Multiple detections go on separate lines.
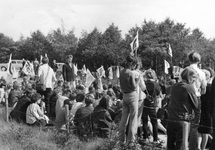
0, 107, 166, 150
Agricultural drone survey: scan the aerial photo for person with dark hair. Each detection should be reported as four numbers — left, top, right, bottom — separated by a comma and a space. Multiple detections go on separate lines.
50, 59, 58, 73
198, 69, 213, 150
167, 67, 198, 150
118, 55, 139, 146
92, 95, 115, 138
26, 93, 49, 126
8, 81, 22, 108
10, 88, 35, 123
62, 55, 76, 90
70, 93, 86, 118
37, 57, 56, 116
74, 94, 95, 137
187, 52, 207, 150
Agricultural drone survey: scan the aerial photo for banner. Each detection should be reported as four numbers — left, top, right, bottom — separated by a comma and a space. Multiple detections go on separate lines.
130, 31, 139, 56
96, 66, 105, 78
116, 66, 120, 78
164, 60, 170, 74
167, 44, 173, 57
108, 66, 113, 80
85, 69, 95, 87
22, 60, 34, 76
173, 66, 183, 78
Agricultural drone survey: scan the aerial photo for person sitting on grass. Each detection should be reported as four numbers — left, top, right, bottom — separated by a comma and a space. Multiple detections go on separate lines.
92, 95, 115, 138
10, 87, 35, 123
8, 81, 22, 108
74, 94, 95, 137
26, 93, 49, 127
70, 93, 86, 119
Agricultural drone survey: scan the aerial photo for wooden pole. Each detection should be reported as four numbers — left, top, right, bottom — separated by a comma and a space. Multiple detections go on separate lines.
5, 92, 8, 122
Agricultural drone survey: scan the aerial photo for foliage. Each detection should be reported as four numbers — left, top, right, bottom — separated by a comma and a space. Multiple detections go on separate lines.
1, 18, 215, 76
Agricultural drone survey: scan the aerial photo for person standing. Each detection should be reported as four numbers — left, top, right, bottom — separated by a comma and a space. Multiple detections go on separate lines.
118, 55, 139, 147
51, 59, 58, 73
167, 67, 198, 150
187, 52, 207, 150
38, 57, 56, 116
62, 55, 75, 90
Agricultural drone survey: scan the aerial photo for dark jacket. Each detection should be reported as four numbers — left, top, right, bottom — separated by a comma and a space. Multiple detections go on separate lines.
62, 63, 75, 82
92, 105, 114, 138
9, 95, 31, 123
168, 81, 198, 122
8, 89, 22, 107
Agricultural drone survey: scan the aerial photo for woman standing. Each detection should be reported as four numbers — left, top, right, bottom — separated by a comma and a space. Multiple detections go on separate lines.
118, 55, 138, 146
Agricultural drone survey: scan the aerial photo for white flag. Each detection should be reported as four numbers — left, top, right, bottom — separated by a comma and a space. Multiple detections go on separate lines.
74, 64, 78, 76
85, 69, 95, 87
108, 66, 113, 80
168, 44, 173, 57
82, 64, 87, 74
130, 31, 139, 56
22, 60, 34, 76
164, 60, 170, 74
7, 54, 13, 76
96, 66, 105, 78
116, 66, 120, 78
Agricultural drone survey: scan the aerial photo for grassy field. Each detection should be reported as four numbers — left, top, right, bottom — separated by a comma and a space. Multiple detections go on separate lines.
0, 106, 167, 150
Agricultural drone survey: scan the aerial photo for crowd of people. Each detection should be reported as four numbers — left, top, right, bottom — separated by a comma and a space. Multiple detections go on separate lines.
0, 51, 215, 150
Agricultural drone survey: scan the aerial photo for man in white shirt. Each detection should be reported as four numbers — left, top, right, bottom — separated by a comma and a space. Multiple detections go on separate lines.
38, 57, 56, 116
187, 52, 207, 150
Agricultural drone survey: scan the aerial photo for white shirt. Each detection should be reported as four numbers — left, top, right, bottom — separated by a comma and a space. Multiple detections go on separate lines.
132, 70, 146, 100
189, 64, 207, 97
55, 95, 69, 115
26, 103, 44, 124
38, 64, 56, 90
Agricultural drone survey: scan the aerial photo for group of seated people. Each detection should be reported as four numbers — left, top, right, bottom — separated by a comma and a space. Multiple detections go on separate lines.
4, 76, 124, 138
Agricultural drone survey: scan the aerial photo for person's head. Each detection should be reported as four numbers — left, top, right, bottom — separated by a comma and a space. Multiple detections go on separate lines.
42, 57, 49, 64
88, 86, 95, 94
31, 93, 42, 104
57, 80, 63, 87
124, 55, 138, 69
62, 89, 72, 97
85, 94, 95, 106
63, 99, 74, 110
23, 76, 29, 82
145, 69, 157, 81
25, 88, 36, 99
103, 84, 108, 91
181, 67, 197, 84
76, 85, 85, 94
66, 55, 73, 63
69, 92, 77, 100
208, 68, 215, 79
202, 69, 211, 83
98, 95, 112, 109
63, 81, 70, 90
76, 93, 85, 103
13, 81, 21, 90
53, 59, 56, 64
188, 52, 201, 64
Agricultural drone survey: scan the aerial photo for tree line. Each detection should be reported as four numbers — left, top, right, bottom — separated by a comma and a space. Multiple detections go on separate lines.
1, 18, 215, 77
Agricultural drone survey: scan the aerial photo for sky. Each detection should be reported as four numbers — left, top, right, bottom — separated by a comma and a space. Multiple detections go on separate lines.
1, 0, 215, 41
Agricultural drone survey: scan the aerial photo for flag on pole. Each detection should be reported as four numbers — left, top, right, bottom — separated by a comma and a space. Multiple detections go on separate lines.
164, 60, 170, 74
116, 66, 120, 78
22, 60, 34, 76
167, 44, 173, 57
85, 69, 95, 87
96, 66, 105, 78
40, 55, 43, 64
130, 31, 139, 56
108, 66, 113, 80
82, 64, 87, 74
73, 64, 78, 76
7, 54, 13, 76
45, 53, 48, 57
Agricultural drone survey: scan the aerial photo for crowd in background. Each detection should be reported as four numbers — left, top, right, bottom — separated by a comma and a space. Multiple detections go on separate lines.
1, 52, 215, 150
